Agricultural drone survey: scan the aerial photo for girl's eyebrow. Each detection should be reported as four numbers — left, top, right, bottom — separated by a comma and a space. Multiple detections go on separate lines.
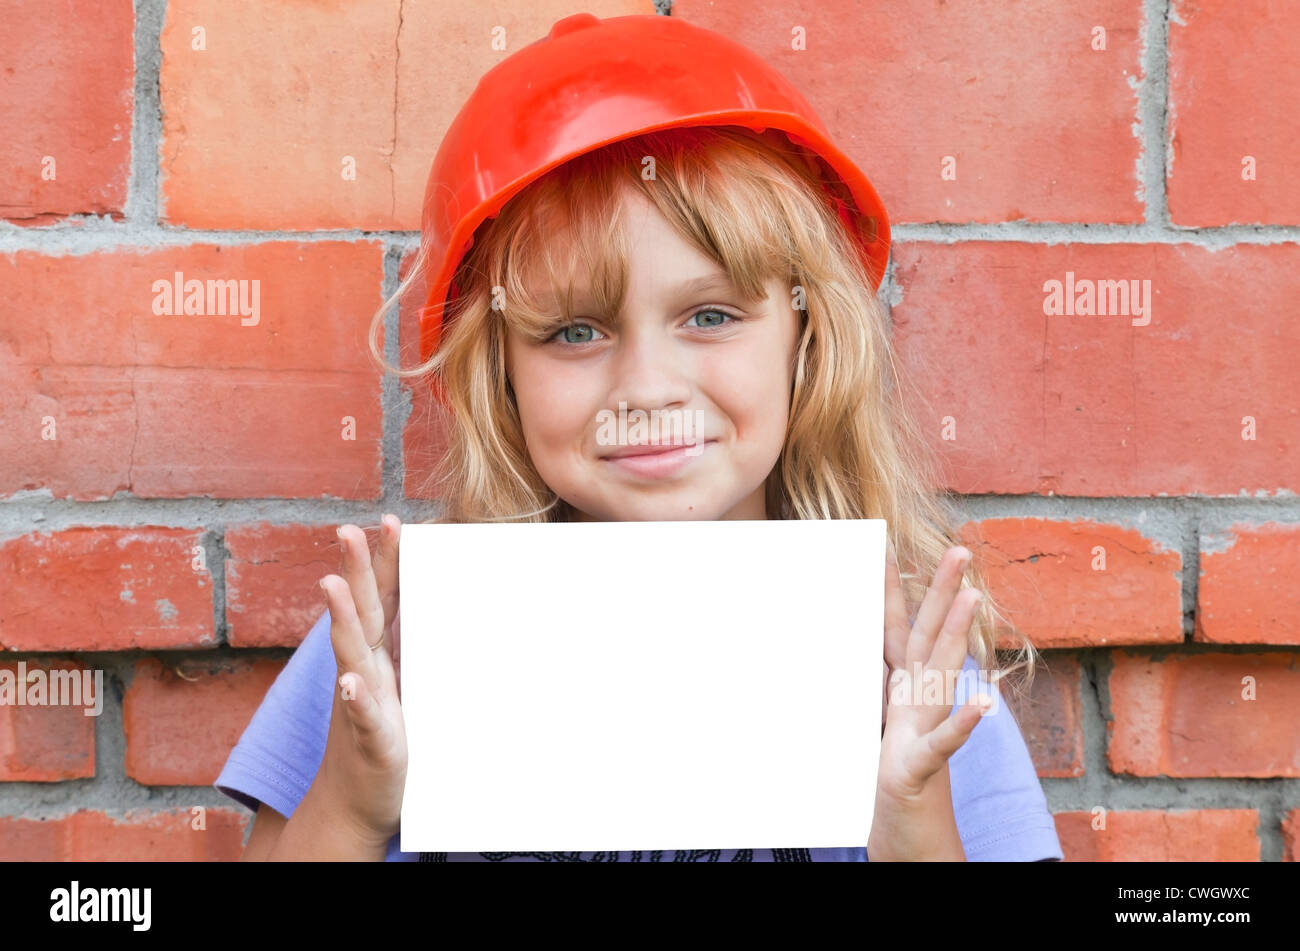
588, 272, 753, 305
674, 273, 740, 297
567, 272, 738, 303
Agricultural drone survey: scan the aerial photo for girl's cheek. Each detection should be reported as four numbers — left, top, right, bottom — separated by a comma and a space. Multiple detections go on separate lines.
528, 398, 596, 461
713, 359, 789, 422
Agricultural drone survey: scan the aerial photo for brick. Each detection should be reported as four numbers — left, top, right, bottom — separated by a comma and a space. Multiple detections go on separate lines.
0, 809, 248, 861
891, 241, 1300, 496
67, 808, 248, 860
1107, 651, 1300, 777
1054, 809, 1259, 861
225, 522, 341, 647
1283, 809, 1300, 862
122, 657, 283, 785
1009, 654, 1084, 778
1167, 0, 1300, 226
0, 242, 385, 499
0, 0, 133, 222
1197, 522, 1300, 645
963, 518, 1182, 648
159, 0, 649, 230
0, 812, 61, 860
0, 659, 96, 780
398, 247, 451, 499
0, 527, 213, 651
674, 0, 1144, 225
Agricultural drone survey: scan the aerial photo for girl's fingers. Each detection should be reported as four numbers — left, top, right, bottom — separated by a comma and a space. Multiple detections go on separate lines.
929, 697, 989, 759
371, 514, 401, 632
391, 608, 402, 702
904, 696, 989, 782
888, 589, 983, 737
904, 547, 971, 669
881, 660, 891, 732
337, 524, 386, 649
882, 537, 910, 672
929, 587, 983, 677
322, 574, 377, 685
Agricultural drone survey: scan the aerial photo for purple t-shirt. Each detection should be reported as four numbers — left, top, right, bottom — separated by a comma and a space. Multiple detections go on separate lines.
216, 609, 1063, 861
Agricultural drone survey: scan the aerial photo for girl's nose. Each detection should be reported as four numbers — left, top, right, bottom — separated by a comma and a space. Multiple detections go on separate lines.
607, 327, 693, 412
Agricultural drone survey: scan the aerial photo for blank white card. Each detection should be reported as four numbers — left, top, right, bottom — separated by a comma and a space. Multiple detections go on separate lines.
398, 518, 885, 853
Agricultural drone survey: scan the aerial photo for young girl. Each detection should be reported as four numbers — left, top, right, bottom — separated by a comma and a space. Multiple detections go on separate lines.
215, 13, 1062, 862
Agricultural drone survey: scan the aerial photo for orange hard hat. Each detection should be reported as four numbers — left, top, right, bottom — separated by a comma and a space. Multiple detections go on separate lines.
418, 11, 892, 374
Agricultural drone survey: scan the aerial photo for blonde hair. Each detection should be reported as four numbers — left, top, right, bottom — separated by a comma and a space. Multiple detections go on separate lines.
369, 125, 1041, 707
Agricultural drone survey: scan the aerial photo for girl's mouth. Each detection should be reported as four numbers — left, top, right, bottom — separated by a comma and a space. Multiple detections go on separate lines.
601, 440, 716, 479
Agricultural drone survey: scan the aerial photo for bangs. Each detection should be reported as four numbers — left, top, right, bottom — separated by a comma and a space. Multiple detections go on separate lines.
458, 125, 826, 341
495, 168, 632, 342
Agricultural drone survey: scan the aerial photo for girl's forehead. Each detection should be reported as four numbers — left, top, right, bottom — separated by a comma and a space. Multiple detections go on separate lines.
507, 178, 784, 307
516, 246, 594, 302
512, 201, 626, 302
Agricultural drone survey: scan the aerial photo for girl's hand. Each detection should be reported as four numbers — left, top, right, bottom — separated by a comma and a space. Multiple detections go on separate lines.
315, 514, 406, 846
869, 542, 992, 860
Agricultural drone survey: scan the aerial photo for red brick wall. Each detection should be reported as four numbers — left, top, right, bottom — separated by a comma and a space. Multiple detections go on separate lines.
1, 0, 1296, 861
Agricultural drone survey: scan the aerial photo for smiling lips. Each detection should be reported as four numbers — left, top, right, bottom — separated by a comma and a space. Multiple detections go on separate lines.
601, 439, 716, 478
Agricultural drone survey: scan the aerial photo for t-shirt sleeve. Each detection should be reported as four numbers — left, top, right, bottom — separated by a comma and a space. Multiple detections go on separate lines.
945, 654, 1064, 861
214, 609, 336, 820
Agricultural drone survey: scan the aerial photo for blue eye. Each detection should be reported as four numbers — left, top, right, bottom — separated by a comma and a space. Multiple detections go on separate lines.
548, 310, 737, 345
550, 323, 606, 345
688, 309, 735, 330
